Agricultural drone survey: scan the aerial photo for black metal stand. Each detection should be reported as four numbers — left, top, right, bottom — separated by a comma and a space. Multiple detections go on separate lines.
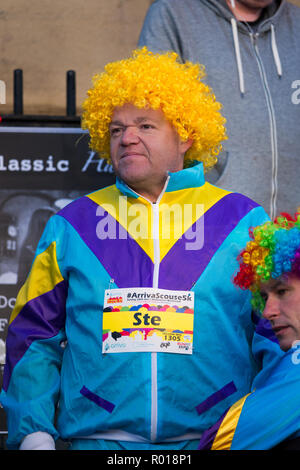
1, 69, 80, 127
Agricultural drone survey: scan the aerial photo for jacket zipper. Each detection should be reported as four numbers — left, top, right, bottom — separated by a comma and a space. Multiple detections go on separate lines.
150, 201, 159, 442
149, 177, 170, 442
250, 31, 278, 220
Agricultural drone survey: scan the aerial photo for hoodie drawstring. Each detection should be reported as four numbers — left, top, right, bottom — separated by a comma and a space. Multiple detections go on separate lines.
231, 17, 245, 95
271, 24, 282, 78
230, 17, 282, 220
230, 19, 283, 95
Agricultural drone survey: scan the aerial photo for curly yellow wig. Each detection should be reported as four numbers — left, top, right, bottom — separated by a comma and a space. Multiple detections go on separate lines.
81, 47, 227, 171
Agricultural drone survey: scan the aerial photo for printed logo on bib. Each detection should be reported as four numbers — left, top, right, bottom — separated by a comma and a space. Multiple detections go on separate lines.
102, 287, 194, 354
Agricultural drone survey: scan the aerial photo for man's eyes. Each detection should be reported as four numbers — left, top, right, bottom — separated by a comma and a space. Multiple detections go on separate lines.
276, 287, 289, 297
110, 127, 122, 136
260, 286, 290, 301
109, 123, 155, 135
260, 292, 268, 302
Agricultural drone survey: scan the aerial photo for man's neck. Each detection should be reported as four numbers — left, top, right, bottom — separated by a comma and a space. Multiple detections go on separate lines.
226, 0, 266, 22
127, 178, 168, 203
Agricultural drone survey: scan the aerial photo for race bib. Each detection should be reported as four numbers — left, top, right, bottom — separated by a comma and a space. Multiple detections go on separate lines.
102, 287, 194, 354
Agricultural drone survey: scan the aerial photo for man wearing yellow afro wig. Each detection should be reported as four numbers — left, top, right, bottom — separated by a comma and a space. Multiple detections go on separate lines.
81, 46, 227, 177
3, 47, 291, 452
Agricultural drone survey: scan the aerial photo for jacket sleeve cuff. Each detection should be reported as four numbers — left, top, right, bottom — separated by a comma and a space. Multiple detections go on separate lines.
19, 432, 56, 450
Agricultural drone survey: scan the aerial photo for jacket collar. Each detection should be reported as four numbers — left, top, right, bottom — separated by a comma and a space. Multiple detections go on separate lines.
116, 162, 206, 200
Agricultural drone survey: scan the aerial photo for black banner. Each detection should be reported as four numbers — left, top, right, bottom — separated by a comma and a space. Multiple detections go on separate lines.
0, 126, 115, 435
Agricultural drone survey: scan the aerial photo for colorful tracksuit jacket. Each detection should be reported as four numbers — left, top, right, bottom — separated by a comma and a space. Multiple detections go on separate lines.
197, 345, 300, 450
2, 163, 298, 450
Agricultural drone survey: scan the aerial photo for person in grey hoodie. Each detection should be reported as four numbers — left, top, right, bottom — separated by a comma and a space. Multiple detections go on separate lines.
138, 0, 300, 219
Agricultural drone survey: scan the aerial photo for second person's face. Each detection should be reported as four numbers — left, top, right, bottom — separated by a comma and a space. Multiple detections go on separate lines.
261, 275, 300, 351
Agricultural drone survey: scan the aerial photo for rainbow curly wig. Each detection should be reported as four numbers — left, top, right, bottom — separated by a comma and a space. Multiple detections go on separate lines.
234, 212, 300, 311
81, 47, 227, 170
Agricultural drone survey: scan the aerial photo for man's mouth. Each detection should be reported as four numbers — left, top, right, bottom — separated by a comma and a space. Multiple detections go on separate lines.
120, 152, 144, 159
273, 325, 289, 336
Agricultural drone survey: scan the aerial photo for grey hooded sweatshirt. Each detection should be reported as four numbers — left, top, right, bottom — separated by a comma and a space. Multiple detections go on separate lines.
138, 0, 300, 218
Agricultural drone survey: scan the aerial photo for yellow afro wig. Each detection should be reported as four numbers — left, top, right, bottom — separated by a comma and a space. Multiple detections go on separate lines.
81, 47, 227, 171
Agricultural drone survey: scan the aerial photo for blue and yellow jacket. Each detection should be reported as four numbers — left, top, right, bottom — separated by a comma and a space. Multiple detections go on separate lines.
197, 345, 300, 450
1, 163, 291, 449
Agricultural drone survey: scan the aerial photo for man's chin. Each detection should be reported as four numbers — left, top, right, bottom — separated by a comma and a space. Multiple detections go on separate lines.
277, 333, 294, 352
117, 159, 148, 177
117, 170, 150, 191
279, 342, 291, 352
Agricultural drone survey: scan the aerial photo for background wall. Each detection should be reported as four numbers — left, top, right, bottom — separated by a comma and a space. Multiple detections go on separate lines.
0, 0, 153, 116
0, 0, 299, 116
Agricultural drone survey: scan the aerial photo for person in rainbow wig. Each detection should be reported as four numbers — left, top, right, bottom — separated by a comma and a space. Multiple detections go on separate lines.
198, 212, 300, 450
234, 211, 300, 352
2, 47, 298, 452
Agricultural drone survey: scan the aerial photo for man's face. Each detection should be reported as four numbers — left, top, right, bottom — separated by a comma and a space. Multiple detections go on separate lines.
109, 104, 192, 201
261, 275, 300, 351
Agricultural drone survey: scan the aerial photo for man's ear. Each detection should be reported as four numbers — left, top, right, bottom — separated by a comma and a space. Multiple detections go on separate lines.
180, 138, 193, 155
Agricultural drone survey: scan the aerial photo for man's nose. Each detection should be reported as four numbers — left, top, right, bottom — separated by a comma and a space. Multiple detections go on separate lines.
262, 295, 280, 321
121, 126, 139, 145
